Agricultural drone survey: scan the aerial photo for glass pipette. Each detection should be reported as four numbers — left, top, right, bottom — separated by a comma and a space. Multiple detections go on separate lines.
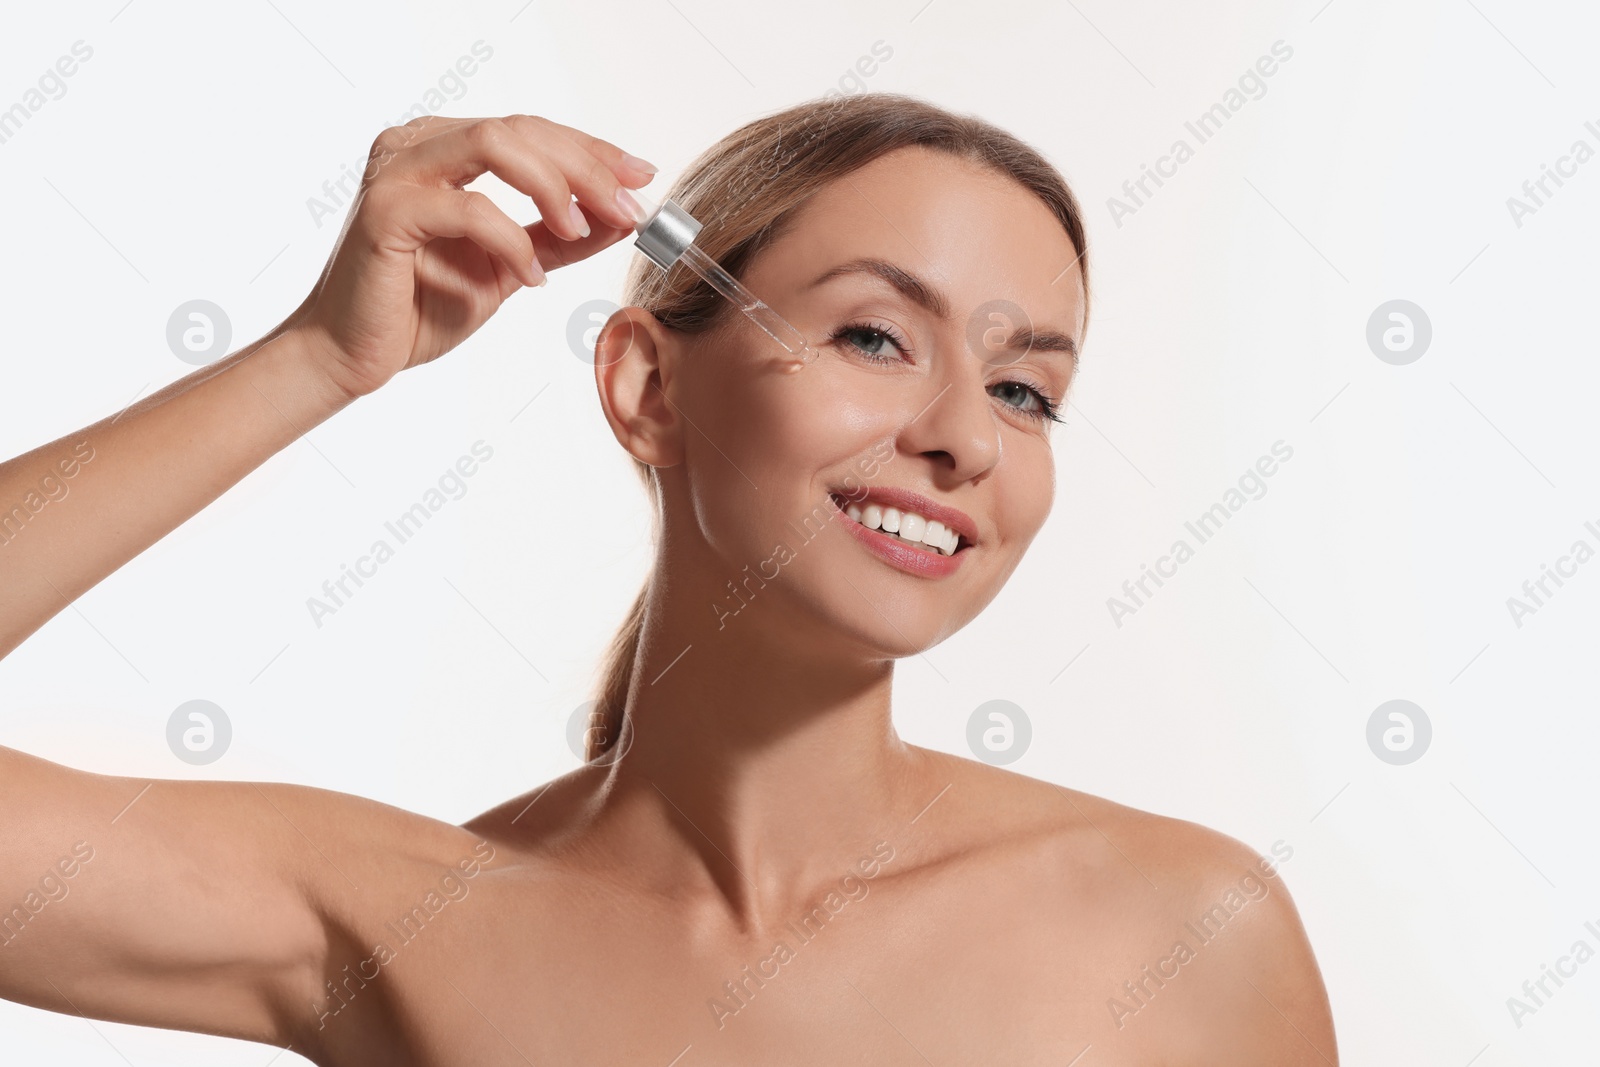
628, 189, 821, 367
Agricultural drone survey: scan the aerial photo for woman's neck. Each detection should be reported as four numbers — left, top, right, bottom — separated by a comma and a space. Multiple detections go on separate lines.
584, 569, 937, 928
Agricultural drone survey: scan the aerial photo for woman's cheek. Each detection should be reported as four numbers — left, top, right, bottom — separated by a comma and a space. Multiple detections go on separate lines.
778, 364, 912, 461
996, 459, 1055, 557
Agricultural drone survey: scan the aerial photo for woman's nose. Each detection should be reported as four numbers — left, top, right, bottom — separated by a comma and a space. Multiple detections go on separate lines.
893, 350, 1002, 482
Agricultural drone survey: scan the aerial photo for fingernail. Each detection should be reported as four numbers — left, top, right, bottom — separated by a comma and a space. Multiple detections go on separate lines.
621, 153, 658, 174
615, 187, 647, 226
568, 201, 590, 239
531, 256, 548, 287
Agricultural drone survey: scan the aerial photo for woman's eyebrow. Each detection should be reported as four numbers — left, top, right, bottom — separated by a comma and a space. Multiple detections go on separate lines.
807, 256, 1078, 365
1009, 326, 1079, 365
806, 257, 951, 319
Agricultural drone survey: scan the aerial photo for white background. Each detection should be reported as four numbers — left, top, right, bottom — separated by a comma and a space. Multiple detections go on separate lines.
2, 0, 1596, 1062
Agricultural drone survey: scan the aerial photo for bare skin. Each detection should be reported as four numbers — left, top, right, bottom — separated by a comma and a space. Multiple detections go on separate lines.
0, 114, 1338, 1065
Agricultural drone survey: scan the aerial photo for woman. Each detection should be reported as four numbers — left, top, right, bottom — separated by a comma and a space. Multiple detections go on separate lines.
0, 95, 1337, 1063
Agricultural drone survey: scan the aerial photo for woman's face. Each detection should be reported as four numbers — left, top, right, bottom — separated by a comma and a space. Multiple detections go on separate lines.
636, 145, 1085, 659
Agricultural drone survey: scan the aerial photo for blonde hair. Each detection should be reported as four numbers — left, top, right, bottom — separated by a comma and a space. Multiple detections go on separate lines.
586, 92, 1091, 760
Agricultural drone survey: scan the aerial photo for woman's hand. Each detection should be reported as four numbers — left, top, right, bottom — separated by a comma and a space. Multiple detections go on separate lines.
0, 114, 653, 659
291, 114, 655, 401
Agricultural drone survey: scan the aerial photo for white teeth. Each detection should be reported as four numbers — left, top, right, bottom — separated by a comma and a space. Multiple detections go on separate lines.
900, 512, 926, 543
836, 496, 964, 556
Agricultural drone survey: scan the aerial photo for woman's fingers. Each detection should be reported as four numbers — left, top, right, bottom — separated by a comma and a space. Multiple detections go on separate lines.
376, 183, 637, 292
387, 184, 544, 288
525, 217, 635, 274
524, 122, 654, 230
288, 113, 659, 401
381, 116, 653, 239
534, 115, 657, 184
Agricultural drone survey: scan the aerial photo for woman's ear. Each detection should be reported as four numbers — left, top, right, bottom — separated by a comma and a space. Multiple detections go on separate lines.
593, 307, 684, 469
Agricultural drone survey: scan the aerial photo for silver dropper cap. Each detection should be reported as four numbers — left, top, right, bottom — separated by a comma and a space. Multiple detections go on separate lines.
632, 193, 703, 271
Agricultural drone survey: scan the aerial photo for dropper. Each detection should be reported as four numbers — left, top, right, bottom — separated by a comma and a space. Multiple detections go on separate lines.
628, 189, 821, 368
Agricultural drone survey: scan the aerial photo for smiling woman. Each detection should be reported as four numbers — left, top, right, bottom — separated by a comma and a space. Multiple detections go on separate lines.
586, 96, 1095, 758
0, 97, 1337, 1065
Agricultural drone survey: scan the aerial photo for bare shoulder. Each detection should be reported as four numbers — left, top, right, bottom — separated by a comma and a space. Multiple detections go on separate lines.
260, 779, 510, 1052
913, 749, 1339, 1062
241, 776, 503, 942
457, 764, 597, 849
912, 746, 1281, 889
252, 776, 495, 878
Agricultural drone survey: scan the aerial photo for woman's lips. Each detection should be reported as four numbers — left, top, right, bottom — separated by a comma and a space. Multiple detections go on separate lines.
827, 494, 970, 578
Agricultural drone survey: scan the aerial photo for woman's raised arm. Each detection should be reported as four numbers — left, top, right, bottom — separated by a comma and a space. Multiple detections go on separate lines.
0, 114, 652, 659
0, 324, 350, 659
0, 114, 654, 1043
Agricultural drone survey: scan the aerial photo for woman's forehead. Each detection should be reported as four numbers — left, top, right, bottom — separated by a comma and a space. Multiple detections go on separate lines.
756, 149, 1086, 334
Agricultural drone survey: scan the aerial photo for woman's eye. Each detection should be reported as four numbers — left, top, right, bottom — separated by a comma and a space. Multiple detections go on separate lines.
831, 324, 1063, 424
989, 380, 1063, 423
840, 326, 895, 358
832, 321, 908, 363
991, 380, 1041, 413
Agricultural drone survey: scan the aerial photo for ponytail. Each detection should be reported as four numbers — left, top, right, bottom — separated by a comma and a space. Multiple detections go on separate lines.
587, 580, 646, 760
